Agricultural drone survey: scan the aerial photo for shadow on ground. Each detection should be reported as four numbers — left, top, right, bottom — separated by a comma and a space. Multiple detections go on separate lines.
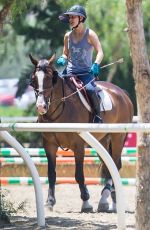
0, 216, 118, 230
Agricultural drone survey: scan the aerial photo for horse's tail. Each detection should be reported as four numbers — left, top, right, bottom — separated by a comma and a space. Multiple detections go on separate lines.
97, 134, 112, 178
100, 139, 113, 179
99, 131, 128, 180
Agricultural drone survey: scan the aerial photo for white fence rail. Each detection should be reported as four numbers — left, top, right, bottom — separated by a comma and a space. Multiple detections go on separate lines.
1, 122, 150, 230
0, 116, 139, 123
1, 116, 37, 123
0, 122, 150, 133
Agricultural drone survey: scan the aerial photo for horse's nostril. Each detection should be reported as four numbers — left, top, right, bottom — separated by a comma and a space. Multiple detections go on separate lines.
37, 105, 46, 115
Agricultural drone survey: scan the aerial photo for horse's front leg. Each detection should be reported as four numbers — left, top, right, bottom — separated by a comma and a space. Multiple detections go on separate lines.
98, 178, 113, 212
74, 151, 93, 213
110, 183, 116, 212
99, 133, 125, 213
44, 141, 57, 211
46, 155, 56, 211
97, 136, 117, 213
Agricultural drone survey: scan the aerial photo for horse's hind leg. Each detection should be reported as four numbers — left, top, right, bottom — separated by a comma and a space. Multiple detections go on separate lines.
99, 133, 126, 213
110, 183, 116, 212
97, 135, 113, 212
109, 133, 126, 212
74, 147, 93, 213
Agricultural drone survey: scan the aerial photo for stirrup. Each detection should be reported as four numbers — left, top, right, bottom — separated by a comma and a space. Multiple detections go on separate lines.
93, 115, 103, 123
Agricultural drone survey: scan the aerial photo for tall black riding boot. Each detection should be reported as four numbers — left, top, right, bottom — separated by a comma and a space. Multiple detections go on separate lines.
87, 91, 103, 123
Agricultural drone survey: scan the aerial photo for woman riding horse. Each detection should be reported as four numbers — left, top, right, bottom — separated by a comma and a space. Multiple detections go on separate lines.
29, 52, 134, 213
58, 5, 103, 123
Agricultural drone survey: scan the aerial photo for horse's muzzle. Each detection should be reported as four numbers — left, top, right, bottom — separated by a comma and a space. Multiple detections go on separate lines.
37, 105, 47, 115
36, 94, 48, 115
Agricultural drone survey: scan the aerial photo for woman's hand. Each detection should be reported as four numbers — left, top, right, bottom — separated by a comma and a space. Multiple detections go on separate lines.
57, 56, 67, 66
90, 63, 100, 77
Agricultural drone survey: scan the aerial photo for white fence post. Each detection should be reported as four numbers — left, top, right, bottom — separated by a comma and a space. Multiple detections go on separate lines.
0, 131, 45, 227
79, 132, 126, 230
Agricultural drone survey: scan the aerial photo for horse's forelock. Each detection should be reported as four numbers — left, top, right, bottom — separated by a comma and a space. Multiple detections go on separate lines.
35, 59, 58, 87
38, 59, 49, 67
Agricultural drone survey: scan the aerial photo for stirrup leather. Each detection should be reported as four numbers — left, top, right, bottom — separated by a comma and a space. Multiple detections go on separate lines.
93, 115, 103, 123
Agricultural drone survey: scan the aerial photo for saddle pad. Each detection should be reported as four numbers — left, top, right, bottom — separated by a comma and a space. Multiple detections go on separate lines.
77, 87, 112, 112
98, 88, 112, 111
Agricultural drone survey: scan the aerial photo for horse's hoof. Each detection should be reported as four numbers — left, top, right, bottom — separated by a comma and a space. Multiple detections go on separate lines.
45, 202, 53, 211
97, 203, 109, 213
81, 206, 93, 213
107, 208, 117, 213
81, 201, 93, 213
108, 204, 117, 213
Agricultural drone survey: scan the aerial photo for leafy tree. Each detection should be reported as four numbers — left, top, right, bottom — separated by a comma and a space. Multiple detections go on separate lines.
0, 0, 68, 78
0, 0, 41, 77
2, 0, 150, 109
12, 0, 68, 57
85, 1, 136, 109
0, 0, 40, 33
0, 1, 40, 224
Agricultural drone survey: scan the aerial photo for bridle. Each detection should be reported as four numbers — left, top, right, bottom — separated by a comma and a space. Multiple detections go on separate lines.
31, 62, 70, 150
30, 64, 65, 121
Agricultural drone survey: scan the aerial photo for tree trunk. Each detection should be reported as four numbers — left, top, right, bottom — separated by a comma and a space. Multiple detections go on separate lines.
126, 0, 150, 229
0, 1, 14, 34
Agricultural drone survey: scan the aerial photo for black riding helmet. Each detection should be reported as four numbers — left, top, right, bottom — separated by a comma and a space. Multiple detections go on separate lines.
59, 5, 87, 23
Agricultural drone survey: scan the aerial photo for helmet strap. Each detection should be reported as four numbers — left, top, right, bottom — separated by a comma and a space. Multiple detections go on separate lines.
71, 16, 83, 30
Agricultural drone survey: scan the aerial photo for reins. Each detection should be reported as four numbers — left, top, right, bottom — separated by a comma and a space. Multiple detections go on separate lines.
61, 77, 95, 101
45, 74, 95, 114
44, 77, 66, 122
43, 76, 69, 151
44, 73, 95, 105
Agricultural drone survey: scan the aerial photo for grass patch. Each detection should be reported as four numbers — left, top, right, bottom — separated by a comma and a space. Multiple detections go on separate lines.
0, 106, 24, 117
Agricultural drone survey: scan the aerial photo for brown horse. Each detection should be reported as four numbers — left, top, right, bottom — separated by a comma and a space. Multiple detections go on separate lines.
29, 54, 134, 213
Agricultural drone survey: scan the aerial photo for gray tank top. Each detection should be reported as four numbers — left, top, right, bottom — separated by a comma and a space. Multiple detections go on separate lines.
66, 28, 94, 74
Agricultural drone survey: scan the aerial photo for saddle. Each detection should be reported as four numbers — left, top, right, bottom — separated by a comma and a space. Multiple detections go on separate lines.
70, 76, 112, 112
70, 76, 91, 104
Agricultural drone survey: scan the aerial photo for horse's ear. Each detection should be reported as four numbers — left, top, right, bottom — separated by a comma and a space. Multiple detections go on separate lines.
48, 53, 56, 64
29, 54, 38, 66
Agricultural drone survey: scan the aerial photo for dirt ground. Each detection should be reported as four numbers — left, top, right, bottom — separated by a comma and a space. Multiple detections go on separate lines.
0, 184, 136, 229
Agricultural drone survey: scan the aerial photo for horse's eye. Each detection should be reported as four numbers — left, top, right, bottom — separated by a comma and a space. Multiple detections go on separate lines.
29, 74, 35, 87
30, 81, 34, 87
32, 75, 35, 81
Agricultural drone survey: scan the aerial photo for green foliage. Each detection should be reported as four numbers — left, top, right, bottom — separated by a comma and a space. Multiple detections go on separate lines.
143, 1, 150, 58
12, 0, 68, 57
11, 128, 42, 147
15, 66, 33, 97
0, 104, 42, 147
2, 0, 150, 113
0, 0, 43, 78
0, 189, 28, 225
0, 106, 24, 117
0, 34, 28, 78
58, 0, 88, 8
56, 0, 148, 114
0, 0, 41, 77
85, 0, 136, 112
0, 0, 40, 18
12, 104, 42, 147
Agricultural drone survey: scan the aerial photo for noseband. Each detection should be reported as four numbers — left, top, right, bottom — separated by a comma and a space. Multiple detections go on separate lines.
30, 64, 65, 121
